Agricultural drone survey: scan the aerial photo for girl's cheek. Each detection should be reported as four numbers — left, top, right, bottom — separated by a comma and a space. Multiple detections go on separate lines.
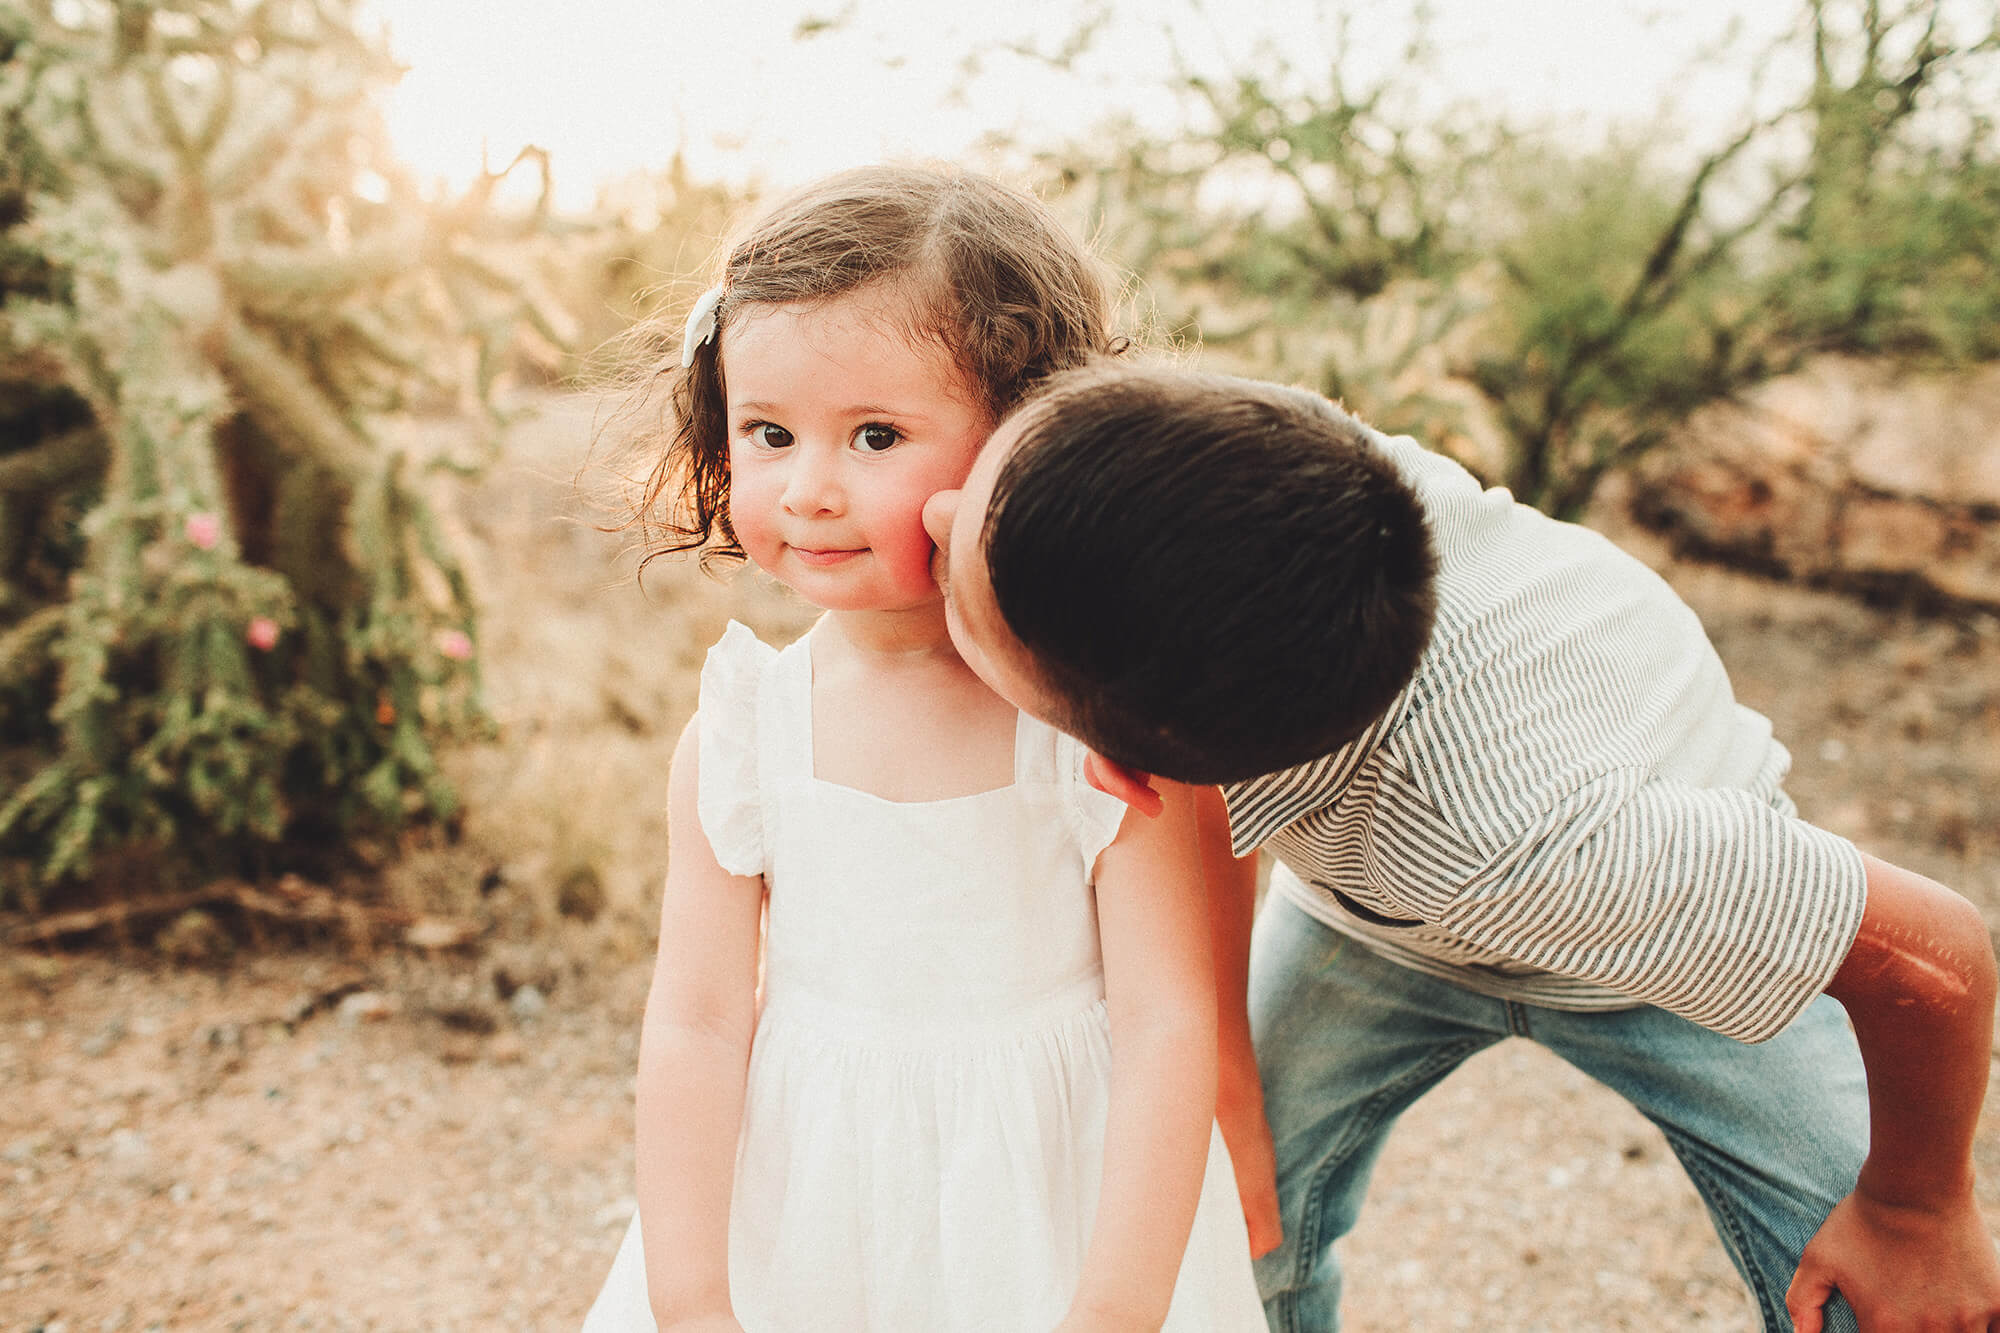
883, 491, 961, 595
727, 480, 777, 561
880, 525, 940, 591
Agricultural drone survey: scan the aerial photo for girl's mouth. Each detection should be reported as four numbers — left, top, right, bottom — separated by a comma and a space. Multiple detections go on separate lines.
792, 547, 865, 567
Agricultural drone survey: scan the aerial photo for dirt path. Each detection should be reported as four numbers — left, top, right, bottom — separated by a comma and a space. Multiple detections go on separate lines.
6, 395, 1998, 1332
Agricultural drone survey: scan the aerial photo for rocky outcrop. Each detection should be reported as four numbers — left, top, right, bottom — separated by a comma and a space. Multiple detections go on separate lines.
1632, 358, 2000, 610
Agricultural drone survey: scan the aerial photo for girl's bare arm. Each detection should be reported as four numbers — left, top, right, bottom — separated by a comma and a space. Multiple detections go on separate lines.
634, 719, 764, 1329
1059, 779, 1221, 1331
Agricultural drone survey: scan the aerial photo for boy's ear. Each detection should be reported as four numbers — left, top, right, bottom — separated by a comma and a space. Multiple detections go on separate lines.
1082, 751, 1164, 818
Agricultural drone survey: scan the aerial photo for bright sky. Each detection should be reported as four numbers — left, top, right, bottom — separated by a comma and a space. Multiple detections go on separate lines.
369, 0, 1804, 209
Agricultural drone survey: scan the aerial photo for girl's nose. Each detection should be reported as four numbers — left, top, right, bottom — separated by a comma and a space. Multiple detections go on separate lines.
780, 448, 843, 516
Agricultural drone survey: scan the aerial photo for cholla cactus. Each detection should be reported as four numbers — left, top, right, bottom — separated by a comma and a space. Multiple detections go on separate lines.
0, 0, 573, 898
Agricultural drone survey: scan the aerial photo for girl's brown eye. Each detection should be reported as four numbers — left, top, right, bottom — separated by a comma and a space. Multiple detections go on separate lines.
856, 424, 900, 453
753, 424, 794, 450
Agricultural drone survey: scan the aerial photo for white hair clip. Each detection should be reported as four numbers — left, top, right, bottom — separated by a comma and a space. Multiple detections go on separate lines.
680, 285, 724, 369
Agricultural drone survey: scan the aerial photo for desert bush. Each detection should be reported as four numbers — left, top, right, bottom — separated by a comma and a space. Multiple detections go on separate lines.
0, 0, 573, 905
1035, 0, 2000, 519
1773, 0, 2000, 363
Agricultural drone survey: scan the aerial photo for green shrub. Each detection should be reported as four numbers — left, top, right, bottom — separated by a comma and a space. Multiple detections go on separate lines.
1035, 0, 2000, 519
0, 1, 571, 904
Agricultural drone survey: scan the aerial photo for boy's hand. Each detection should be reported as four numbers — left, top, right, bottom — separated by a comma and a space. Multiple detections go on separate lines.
1787, 1186, 2000, 1332
1217, 1054, 1282, 1258
1225, 1105, 1282, 1258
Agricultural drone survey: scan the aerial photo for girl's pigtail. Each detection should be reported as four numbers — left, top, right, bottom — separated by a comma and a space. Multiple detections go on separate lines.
635, 294, 742, 578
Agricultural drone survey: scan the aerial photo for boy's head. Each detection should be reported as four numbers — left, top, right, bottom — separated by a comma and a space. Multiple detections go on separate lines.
924, 363, 1437, 787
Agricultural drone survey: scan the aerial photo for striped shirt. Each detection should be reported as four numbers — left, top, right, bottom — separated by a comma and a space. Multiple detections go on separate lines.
1222, 428, 1867, 1043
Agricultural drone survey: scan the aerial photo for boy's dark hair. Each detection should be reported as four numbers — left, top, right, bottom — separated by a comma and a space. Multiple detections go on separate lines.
983, 365, 1437, 785
623, 163, 1116, 571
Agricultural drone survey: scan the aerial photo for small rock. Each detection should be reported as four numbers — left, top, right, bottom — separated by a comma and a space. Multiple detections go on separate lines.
336, 991, 397, 1026
433, 1005, 499, 1035
80, 1018, 127, 1058
435, 1033, 484, 1065
106, 1128, 155, 1186
6, 954, 64, 991
405, 916, 479, 953
508, 984, 547, 1022
4, 1133, 49, 1165
556, 864, 606, 922
153, 908, 232, 964
282, 977, 371, 1027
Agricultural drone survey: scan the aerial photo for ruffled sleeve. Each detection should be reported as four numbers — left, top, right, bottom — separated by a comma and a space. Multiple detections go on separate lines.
1053, 730, 1132, 874
695, 621, 775, 878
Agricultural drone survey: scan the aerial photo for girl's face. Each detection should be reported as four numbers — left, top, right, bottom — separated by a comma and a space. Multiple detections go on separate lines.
722, 286, 992, 615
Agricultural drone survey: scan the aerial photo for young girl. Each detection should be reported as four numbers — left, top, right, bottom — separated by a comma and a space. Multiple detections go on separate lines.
580, 165, 1266, 1331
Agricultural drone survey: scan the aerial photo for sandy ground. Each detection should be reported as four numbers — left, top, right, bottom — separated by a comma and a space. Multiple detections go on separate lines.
5, 394, 1998, 1332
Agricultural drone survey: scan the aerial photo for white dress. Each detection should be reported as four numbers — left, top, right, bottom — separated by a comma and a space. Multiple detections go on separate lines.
583, 622, 1266, 1332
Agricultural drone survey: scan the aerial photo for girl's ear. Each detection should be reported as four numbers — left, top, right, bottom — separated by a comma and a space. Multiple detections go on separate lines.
1082, 751, 1164, 818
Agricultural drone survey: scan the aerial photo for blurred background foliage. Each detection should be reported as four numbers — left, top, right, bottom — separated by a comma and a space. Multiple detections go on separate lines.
1036, 0, 2000, 517
1, 0, 1995, 910
0, 0, 577, 904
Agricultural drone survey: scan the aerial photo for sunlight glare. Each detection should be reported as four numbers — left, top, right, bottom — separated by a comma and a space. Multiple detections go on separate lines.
367, 0, 1799, 213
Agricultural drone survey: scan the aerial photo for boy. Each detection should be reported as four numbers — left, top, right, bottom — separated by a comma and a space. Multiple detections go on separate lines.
920, 363, 2000, 1331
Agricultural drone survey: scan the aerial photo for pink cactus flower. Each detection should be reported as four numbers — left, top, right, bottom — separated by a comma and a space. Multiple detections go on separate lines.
184, 512, 221, 550
246, 616, 280, 651
435, 628, 474, 662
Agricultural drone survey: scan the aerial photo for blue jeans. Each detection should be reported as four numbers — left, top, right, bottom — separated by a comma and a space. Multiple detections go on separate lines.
1249, 894, 1868, 1332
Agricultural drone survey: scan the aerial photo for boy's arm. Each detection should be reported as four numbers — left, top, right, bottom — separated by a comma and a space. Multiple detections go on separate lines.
1788, 851, 2000, 1332
1059, 780, 1220, 1331
633, 719, 762, 1330
1196, 785, 1282, 1258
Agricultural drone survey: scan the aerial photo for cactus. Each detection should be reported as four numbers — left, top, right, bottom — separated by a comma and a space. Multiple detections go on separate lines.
0, 0, 573, 901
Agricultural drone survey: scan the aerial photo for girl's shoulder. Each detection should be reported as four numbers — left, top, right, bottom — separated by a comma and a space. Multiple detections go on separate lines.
1033, 719, 1132, 873
702, 618, 783, 679
697, 619, 809, 723
696, 620, 786, 747
694, 621, 789, 878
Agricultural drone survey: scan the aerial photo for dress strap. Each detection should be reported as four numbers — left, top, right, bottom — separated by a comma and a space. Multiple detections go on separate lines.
766, 633, 818, 783
1014, 712, 1057, 785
